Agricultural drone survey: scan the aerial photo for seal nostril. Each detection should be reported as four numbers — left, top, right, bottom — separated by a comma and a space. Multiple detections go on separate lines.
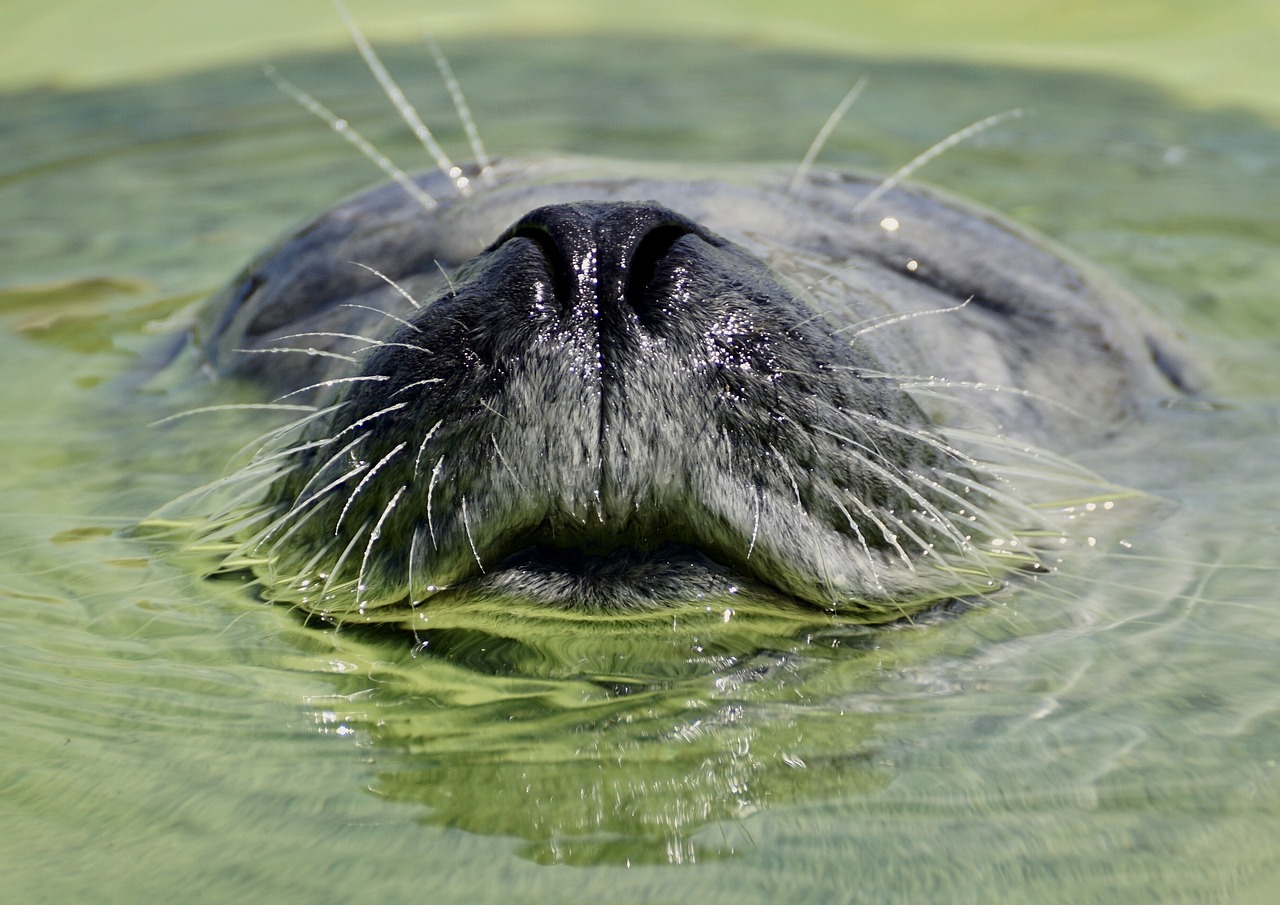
508, 222, 575, 310
623, 223, 695, 318
497, 202, 710, 323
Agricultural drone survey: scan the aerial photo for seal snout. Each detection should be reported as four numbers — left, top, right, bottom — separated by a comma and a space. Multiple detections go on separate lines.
248, 199, 1010, 618
497, 201, 712, 327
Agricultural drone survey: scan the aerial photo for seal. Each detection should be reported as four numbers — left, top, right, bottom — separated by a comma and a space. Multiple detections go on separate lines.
188, 154, 1193, 627
180, 29, 1195, 629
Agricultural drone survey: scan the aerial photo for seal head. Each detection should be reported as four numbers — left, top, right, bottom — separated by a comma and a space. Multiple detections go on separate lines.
192, 159, 1194, 625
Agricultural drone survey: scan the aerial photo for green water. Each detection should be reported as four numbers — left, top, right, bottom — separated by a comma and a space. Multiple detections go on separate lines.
2, 11, 1279, 905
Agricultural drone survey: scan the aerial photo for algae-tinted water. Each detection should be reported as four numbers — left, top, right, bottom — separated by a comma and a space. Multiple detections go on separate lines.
1, 26, 1278, 905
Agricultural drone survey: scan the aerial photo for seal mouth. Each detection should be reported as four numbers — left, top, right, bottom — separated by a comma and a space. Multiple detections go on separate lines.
458, 542, 780, 610
433, 502, 819, 611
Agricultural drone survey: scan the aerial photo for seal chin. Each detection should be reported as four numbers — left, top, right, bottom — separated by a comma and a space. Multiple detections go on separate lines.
251, 201, 1018, 622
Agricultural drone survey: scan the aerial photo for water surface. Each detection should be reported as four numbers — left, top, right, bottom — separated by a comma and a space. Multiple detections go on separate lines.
2, 18, 1278, 905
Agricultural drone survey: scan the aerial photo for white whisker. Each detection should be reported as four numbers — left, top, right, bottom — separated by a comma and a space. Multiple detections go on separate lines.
408, 525, 424, 604
254, 460, 369, 552
190, 470, 294, 534
333, 0, 471, 196
197, 504, 281, 549
321, 519, 371, 600
490, 435, 530, 496
789, 77, 867, 193
837, 365, 1084, 419
425, 33, 495, 185
278, 434, 368, 515
940, 426, 1105, 479
846, 492, 914, 567
767, 444, 805, 507
435, 259, 458, 294
275, 376, 390, 402
234, 345, 359, 363
839, 298, 972, 340
282, 538, 338, 592
460, 495, 484, 572
242, 434, 334, 472
809, 420, 972, 551
152, 460, 290, 520
346, 260, 424, 310
853, 108, 1026, 215
426, 455, 445, 549
270, 327, 430, 353
329, 400, 408, 443
747, 487, 761, 559
831, 497, 887, 590
339, 303, 422, 333
263, 65, 438, 212
335, 441, 406, 533
235, 403, 347, 464
358, 484, 407, 608
412, 420, 444, 479
392, 378, 444, 399
149, 402, 316, 427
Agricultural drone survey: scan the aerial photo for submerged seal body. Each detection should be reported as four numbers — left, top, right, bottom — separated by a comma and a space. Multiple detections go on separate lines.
191, 155, 1192, 626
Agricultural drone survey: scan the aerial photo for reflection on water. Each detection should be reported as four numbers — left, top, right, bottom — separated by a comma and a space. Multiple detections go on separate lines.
1, 36, 1279, 904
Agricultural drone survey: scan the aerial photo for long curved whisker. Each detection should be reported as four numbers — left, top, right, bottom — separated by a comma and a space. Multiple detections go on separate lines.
233, 403, 348, 463
335, 441, 406, 533
836, 298, 972, 340
789, 77, 867, 193
425, 34, 495, 185
195, 504, 282, 550
192, 475, 290, 533
151, 461, 292, 519
434, 259, 458, 294
276, 434, 369, 516
852, 108, 1026, 214
333, 0, 472, 196
829, 497, 884, 592
460, 495, 484, 572
808, 421, 974, 552
149, 402, 316, 427
279, 538, 338, 592
838, 494, 913, 568
321, 518, 372, 599
832, 365, 1085, 419
358, 484, 408, 606
409, 421, 445, 480
339, 303, 422, 333
345, 260, 425, 311
274, 376, 390, 402
263, 65, 438, 212
250, 460, 370, 553
255, 466, 365, 557
269, 329, 417, 349
426, 455, 446, 549
392, 378, 444, 399
329, 401, 408, 444
234, 346, 359, 364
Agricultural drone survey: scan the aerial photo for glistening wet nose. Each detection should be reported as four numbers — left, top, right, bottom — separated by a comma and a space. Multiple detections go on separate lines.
499, 202, 710, 316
